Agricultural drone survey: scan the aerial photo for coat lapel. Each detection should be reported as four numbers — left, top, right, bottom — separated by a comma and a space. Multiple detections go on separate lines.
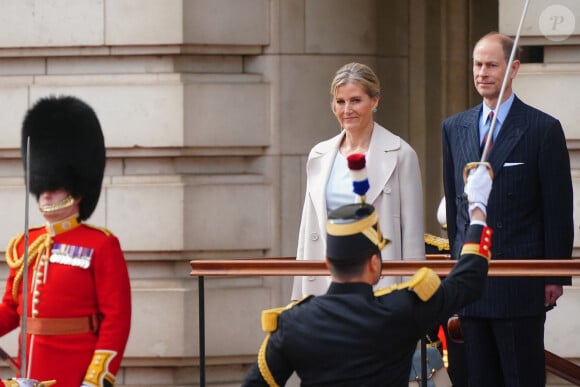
366, 124, 398, 204
307, 123, 420, 224
307, 132, 343, 235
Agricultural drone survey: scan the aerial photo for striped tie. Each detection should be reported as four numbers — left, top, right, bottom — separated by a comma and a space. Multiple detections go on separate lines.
481, 111, 494, 156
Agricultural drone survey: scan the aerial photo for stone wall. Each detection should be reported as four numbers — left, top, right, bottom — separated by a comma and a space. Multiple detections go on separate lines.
0, 1, 275, 385
0, 1, 577, 386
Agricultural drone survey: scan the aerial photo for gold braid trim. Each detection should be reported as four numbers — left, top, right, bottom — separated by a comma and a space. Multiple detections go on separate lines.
83, 350, 117, 386
4, 380, 56, 387
6, 232, 52, 302
460, 244, 491, 261
257, 296, 312, 386
424, 233, 450, 251
257, 333, 279, 387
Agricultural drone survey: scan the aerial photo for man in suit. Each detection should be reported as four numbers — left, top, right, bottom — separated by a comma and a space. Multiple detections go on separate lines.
243, 166, 493, 386
442, 31, 574, 386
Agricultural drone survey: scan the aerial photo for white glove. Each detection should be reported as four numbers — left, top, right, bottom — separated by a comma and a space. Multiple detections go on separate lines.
464, 164, 492, 217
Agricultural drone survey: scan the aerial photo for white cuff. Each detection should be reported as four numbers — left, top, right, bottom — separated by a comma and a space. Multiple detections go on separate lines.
468, 202, 487, 217
469, 220, 487, 226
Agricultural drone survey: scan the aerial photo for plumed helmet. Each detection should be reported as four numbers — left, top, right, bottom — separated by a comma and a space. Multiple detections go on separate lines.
326, 203, 390, 263
326, 153, 389, 263
21, 95, 105, 221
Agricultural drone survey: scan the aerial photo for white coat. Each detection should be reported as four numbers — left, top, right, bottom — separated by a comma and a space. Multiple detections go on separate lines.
291, 123, 425, 299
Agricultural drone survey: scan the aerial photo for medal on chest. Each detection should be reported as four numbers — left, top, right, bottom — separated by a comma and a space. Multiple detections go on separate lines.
49, 243, 94, 269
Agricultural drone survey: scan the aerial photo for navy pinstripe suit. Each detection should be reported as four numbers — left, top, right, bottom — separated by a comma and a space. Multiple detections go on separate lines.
442, 95, 573, 386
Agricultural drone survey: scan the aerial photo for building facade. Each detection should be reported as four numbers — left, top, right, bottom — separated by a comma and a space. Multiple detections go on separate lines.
0, 1, 577, 385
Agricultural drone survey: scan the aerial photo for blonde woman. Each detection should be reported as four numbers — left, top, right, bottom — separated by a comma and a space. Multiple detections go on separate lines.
292, 62, 425, 299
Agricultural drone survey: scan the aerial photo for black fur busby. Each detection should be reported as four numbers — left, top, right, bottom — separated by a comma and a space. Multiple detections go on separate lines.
326, 203, 389, 263
21, 95, 105, 220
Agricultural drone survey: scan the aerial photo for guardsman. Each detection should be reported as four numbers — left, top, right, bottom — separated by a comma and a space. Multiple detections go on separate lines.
0, 96, 131, 386
242, 164, 493, 386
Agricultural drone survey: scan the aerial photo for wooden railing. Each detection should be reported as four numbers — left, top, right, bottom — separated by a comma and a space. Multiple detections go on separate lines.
545, 350, 580, 385
190, 257, 580, 387
190, 257, 580, 277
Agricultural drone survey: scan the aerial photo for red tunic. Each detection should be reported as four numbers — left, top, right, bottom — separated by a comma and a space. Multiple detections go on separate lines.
0, 222, 131, 386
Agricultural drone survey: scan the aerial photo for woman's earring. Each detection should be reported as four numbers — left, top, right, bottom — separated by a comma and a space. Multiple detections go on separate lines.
373, 107, 378, 113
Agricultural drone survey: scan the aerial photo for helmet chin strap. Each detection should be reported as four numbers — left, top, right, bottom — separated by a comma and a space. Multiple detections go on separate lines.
39, 195, 75, 213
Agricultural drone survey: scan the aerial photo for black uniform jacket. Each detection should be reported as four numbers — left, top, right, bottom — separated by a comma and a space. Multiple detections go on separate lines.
243, 224, 490, 387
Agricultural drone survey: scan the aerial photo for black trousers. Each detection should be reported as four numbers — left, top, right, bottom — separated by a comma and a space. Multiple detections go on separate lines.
461, 315, 546, 387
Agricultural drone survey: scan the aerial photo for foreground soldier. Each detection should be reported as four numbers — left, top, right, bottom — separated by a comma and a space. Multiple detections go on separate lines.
242, 165, 492, 386
0, 96, 131, 386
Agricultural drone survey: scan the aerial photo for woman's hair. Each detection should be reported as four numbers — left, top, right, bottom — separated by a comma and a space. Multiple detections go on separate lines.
330, 62, 380, 108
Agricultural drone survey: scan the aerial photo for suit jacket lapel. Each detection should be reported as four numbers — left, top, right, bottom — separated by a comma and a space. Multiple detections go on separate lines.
487, 96, 528, 178
457, 106, 482, 165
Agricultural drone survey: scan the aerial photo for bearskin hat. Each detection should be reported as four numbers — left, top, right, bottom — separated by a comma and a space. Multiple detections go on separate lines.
21, 95, 105, 221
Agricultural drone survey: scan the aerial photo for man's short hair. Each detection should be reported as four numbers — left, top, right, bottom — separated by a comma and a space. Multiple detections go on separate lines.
327, 247, 381, 279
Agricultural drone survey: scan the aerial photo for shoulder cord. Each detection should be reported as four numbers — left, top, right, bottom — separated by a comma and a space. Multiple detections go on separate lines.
257, 333, 279, 387
6, 233, 52, 302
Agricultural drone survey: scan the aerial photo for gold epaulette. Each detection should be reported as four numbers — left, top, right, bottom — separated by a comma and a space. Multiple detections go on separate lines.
424, 233, 450, 252
374, 267, 441, 302
261, 295, 312, 333
258, 295, 312, 387
84, 223, 113, 236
